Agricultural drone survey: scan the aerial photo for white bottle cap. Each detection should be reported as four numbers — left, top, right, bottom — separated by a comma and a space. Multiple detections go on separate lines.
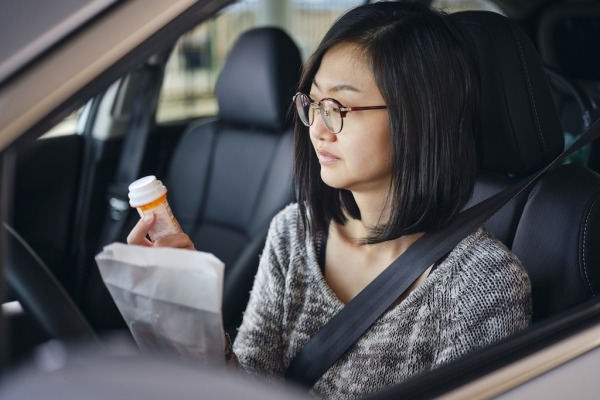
128, 175, 167, 207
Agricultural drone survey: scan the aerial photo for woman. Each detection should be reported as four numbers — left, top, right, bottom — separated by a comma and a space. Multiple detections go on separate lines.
128, 2, 531, 398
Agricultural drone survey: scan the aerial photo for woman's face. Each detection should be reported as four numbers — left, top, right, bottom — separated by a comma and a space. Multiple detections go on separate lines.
309, 42, 392, 196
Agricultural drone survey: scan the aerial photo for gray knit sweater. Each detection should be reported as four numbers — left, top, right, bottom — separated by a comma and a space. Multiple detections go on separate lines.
233, 203, 532, 399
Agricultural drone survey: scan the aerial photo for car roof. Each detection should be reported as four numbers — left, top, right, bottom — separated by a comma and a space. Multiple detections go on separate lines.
0, 0, 234, 152
0, 0, 120, 86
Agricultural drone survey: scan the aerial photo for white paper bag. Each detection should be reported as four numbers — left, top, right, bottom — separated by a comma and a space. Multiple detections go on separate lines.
95, 243, 225, 363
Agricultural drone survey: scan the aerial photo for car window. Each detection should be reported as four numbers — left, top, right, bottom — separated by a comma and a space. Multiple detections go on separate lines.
432, 0, 505, 14
39, 107, 84, 138
155, 0, 504, 124
42, 0, 507, 132
155, 0, 364, 123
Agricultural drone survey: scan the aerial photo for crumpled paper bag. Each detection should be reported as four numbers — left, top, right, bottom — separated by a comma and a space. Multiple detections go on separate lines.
95, 242, 225, 364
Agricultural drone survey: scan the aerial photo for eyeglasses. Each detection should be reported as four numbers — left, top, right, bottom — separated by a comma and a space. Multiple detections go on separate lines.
293, 92, 387, 134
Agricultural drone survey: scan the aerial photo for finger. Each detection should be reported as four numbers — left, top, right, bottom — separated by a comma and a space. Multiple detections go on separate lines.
154, 232, 196, 250
172, 217, 183, 233
127, 214, 155, 246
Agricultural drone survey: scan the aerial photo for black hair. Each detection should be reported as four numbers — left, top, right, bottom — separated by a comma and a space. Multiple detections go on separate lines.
294, 1, 481, 244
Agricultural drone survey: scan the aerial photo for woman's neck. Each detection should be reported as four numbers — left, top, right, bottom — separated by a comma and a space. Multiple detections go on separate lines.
327, 210, 425, 304
336, 219, 423, 258
350, 190, 391, 232
338, 190, 424, 256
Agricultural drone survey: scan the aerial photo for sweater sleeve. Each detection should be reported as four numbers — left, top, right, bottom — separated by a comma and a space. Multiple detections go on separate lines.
434, 236, 532, 367
233, 212, 290, 382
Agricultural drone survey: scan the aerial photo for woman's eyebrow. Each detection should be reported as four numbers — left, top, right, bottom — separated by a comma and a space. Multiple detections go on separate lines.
330, 83, 360, 93
312, 79, 360, 93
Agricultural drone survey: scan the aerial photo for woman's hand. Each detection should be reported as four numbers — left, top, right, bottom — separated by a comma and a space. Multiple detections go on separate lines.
127, 213, 196, 250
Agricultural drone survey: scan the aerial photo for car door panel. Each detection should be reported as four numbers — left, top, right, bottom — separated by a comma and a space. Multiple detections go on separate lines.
13, 134, 84, 291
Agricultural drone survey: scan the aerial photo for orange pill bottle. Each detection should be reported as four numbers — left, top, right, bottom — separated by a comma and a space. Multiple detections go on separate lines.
128, 175, 181, 241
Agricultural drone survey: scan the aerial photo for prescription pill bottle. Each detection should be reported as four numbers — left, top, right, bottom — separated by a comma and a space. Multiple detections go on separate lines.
128, 175, 181, 241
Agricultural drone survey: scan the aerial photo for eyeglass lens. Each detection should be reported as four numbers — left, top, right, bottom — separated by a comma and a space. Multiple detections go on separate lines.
295, 94, 313, 127
294, 94, 342, 133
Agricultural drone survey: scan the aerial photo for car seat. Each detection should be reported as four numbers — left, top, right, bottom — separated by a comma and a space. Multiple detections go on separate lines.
163, 27, 302, 337
453, 11, 600, 322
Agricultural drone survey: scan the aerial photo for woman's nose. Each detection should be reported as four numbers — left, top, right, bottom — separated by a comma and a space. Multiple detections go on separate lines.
310, 112, 337, 142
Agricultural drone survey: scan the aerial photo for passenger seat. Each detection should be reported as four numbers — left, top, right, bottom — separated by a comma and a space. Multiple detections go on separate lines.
163, 27, 302, 338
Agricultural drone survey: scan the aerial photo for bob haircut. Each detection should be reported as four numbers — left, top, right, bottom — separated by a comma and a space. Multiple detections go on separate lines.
294, 1, 481, 244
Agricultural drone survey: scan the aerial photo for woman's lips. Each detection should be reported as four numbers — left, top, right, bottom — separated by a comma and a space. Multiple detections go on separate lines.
316, 148, 340, 164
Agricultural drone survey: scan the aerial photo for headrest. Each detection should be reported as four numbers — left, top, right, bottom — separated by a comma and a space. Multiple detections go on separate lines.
216, 27, 302, 131
453, 11, 564, 176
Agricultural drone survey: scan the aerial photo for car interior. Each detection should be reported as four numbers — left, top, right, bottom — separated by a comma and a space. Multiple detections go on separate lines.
52, 25, 304, 342
2, 0, 600, 397
131, 26, 301, 339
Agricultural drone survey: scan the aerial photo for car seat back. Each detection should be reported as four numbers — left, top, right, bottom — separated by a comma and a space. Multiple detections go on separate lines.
164, 27, 302, 336
454, 11, 600, 322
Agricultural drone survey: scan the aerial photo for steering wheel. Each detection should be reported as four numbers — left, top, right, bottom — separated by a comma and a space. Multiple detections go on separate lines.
5, 223, 98, 342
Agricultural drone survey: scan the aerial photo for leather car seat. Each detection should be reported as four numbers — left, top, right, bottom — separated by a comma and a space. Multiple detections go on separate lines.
453, 11, 600, 322
163, 27, 302, 337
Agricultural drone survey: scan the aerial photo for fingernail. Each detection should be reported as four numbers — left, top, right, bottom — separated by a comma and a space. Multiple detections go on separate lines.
143, 214, 154, 224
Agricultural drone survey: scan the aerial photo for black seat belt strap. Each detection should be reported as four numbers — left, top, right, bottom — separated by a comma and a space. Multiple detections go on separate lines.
100, 62, 162, 246
285, 117, 600, 388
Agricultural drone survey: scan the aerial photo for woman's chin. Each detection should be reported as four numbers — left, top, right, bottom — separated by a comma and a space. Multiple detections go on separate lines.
320, 173, 348, 190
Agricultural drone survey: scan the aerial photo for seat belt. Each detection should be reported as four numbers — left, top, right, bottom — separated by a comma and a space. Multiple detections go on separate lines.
99, 61, 163, 248
285, 116, 600, 388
